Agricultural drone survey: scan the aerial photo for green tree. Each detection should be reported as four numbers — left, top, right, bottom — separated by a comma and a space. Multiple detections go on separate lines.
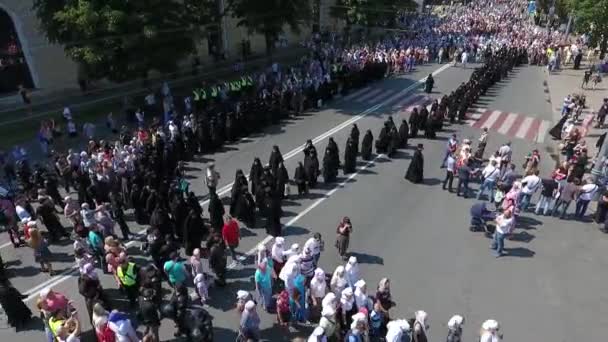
570, 0, 608, 58
231, 0, 312, 55
330, 0, 418, 29
32, 0, 214, 82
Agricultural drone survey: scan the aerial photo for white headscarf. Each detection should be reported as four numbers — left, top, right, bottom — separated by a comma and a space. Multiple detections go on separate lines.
310, 268, 327, 298
271, 237, 286, 262
278, 255, 300, 286
344, 256, 360, 288
386, 319, 411, 342
256, 244, 267, 266
350, 312, 366, 332
353, 279, 368, 309
414, 310, 429, 336
284, 243, 300, 259
480, 319, 500, 342
330, 266, 347, 296
448, 315, 464, 329
340, 287, 354, 312
321, 292, 337, 311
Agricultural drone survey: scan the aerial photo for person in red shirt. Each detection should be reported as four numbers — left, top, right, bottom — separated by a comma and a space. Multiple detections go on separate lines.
222, 215, 240, 262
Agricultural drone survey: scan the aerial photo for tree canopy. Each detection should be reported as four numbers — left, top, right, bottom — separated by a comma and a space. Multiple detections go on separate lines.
33, 0, 215, 82
570, 0, 608, 56
330, 0, 418, 28
231, 0, 312, 55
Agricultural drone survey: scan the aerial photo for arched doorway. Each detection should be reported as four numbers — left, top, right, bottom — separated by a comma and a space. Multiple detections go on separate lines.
0, 8, 34, 95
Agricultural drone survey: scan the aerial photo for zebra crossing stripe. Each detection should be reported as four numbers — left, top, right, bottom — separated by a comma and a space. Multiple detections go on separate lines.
536, 120, 550, 143
515, 117, 534, 139
392, 94, 424, 109
481, 110, 503, 129
471, 110, 493, 129
404, 97, 431, 112
372, 90, 398, 103
343, 87, 370, 101
525, 118, 542, 141
355, 88, 383, 102
505, 114, 525, 137
497, 113, 518, 134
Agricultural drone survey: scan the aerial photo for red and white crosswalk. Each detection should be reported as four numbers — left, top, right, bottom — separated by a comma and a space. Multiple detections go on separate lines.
341, 87, 553, 143
466, 108, 551, 143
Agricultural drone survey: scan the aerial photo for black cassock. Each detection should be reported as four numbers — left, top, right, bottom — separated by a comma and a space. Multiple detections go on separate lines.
208, 193, 225, 230
0, 281, 32, 329
350, 125, 360, 155
398, 120, 409, 148
183, 212, 205, 256
361, 131, 374, 160
405, 150, 424, 184
549, 115, 568, 140
343, 140, 357, 174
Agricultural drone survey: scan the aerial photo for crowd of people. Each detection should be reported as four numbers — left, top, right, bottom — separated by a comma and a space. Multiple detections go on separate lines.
0, 0, 589, 341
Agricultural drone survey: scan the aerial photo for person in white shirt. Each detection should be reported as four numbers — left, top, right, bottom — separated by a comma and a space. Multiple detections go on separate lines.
442, 152, 456, 192
205, 163, 220, 193
497, 142, 512, 170
518, 170, 541, 211
492, 209, 514, 257
575, 178, 599, 219
477, 160, 500, 201
135, 109, 145, 128
479, 319, 502, 342
461, 51, 468, 68
304, 232, 324, 266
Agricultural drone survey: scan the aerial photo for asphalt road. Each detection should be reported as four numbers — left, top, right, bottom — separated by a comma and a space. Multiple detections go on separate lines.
2, 62, 608, 342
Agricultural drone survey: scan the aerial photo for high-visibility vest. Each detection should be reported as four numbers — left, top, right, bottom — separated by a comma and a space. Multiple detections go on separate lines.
210, 87, 218, 97
200, 89, 207, 100
49, 317, 64, 337
241, 77, 247, 87
247, 76, 253, 86
117, 262, 137, 286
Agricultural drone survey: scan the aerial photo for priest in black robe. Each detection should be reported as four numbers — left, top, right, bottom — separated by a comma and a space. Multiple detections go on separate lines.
361, 130, 374, 161
343, 137, 357, 174
405, 144, 425, 184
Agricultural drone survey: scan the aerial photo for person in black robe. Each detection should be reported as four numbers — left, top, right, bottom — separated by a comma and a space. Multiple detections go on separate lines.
424, 116, 436, 139
275, 162, 289, 198
266, 195, 283, 237
235, 187, 256, 228
131, 184, 148, 224
405, 144, 425, 184
183, 209, 206, 256
322, 148, 339, 183
249, 158, 263, 195
150, 205, 173, 238
350, 124, 360, 155
294, 162, 307, 195
361, 130, 374, 161
36, 197, 68, 242
343, 137, 357, 174
375, 123, 389, 153
304, 144, 320, 188
268, 145, 283, 176
145, 189, 159, 217
0, 279, 32, 331
169, 193, 188, 243
186, 191, 203, 217
327, 137, 340, 161
409, 108, 420, 138
230, 169, 247, 215
418, 106, 429, 133
208, 191, 225, 231
387, 127, 400, 158
549, 114, 568, 140
425, 74, 434, 93
398, 119, 409, 147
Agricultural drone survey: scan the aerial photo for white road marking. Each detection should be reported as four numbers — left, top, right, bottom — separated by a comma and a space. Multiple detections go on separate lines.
354, 88, 383, 103
370, 89, 398, 103
536, 120, 551, 143
515, 117, 534, 139
342, 86, 371, 101
226, 154, 383, 269
498, 113, 518, 134
480, 110, 502, 129
19, 64, 453, 297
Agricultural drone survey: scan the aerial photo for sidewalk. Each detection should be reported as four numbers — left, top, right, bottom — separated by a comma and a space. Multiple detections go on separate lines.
0, 47, 304, 125
545, 61, 606, 157
0, 47, 305, 152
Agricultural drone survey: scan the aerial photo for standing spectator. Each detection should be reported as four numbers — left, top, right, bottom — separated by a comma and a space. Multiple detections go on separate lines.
28, 228, 53, 275
491, 209, 514, 257
477, 160, 500, 201
138, 288, 161, 341
116, 255, 139, 307
163, 251, 187, 288
240, 301, 261, 340
535, 178, 558, 216
575, 178, 599, 220
518, 170, 541, 211
442, 152, 456, 192
77, 263, 105, 323
19, 84, 32, 115
335, 216, 352, 260
254, 258, 275, 312
222, 215, 240, 263
552, 178, 580, 219
456, 160, 473, 198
